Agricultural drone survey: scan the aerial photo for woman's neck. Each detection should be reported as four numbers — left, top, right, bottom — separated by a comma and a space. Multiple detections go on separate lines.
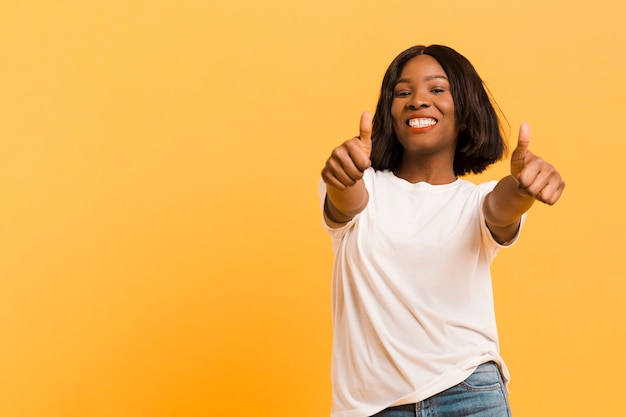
393, 156, 457, 185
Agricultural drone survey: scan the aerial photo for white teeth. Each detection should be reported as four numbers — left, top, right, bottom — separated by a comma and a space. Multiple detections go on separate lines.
408, 118, 437, 128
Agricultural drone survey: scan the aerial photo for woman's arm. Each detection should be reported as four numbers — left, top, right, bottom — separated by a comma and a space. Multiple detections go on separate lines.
484, 123, 566, 244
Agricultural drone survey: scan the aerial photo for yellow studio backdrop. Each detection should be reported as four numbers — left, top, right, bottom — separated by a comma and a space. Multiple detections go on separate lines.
0, 0, 624, 416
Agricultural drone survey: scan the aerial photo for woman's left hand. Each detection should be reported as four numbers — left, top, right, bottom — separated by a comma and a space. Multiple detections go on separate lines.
510, 123, 566, 205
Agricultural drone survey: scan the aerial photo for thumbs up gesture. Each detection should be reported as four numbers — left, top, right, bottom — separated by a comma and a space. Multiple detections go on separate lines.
322, 112, 373, 191
510, 123, 565, 205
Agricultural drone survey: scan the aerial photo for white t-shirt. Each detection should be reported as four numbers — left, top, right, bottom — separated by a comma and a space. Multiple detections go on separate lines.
319, 168, 524, 417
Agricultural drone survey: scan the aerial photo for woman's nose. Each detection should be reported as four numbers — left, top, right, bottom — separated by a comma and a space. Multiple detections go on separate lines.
408, 94, 429, 110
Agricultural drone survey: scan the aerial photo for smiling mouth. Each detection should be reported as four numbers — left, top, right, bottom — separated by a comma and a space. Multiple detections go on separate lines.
407, 118, 437, 128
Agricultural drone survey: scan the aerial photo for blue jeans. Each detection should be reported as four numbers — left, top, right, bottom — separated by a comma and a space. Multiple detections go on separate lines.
371, 362, 512, 417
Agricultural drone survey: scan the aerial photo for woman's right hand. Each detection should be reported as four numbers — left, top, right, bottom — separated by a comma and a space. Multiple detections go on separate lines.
321, 111, 373, 191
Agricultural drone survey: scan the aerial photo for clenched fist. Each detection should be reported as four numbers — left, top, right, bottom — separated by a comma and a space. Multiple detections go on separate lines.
510, 123, 565, 205
322, 112, 373, 191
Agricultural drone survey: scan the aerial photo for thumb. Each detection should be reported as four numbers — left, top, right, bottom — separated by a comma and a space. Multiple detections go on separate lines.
359, 111, 373, 159
511, 122, 530, 177
512, 122, 530, 160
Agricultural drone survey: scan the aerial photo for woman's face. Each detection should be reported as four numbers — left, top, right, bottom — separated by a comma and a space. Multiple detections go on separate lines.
391, 54, 459, 157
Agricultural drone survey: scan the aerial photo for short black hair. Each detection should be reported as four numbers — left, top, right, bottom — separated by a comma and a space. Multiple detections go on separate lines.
371, 45, 507, 176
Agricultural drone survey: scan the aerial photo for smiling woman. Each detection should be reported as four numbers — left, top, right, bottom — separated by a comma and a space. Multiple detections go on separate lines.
390, 55, 458, 182
1, 0, 621, 415
371, 45, 505, 179
319, 44, 565, 417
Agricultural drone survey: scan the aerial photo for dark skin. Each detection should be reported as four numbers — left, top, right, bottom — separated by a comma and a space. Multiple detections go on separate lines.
322, 54, 565, 243
322, 114, 565, 243
322, 59, 565, 243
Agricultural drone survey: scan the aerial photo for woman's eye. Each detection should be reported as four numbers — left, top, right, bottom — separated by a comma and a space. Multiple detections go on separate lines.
431, 88, 445, 94
395, 91, 410, 97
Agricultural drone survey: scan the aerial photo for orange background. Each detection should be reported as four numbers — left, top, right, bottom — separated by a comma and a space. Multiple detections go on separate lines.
1, 1, 624, 416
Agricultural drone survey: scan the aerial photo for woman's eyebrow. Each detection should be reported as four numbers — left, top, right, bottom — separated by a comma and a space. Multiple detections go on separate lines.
396, 75, 448, 85
425, 75, 448, 81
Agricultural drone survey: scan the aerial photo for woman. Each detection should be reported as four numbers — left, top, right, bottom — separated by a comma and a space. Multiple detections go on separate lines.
319, 45, 565, 417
